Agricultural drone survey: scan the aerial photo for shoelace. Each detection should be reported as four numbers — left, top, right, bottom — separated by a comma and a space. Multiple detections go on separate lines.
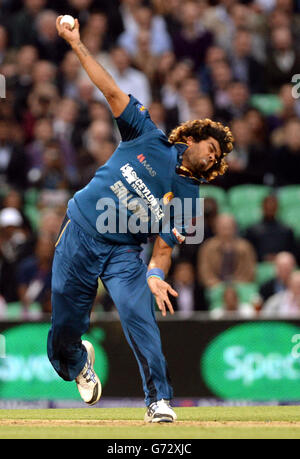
82, 364, 97, 384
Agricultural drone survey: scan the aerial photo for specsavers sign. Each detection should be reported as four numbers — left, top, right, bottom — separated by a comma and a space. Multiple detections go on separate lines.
201, 322, 300, 400
0, 324, 108, 400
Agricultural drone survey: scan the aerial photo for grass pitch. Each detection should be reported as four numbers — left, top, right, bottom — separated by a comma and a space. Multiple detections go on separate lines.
1, 406, 300, 439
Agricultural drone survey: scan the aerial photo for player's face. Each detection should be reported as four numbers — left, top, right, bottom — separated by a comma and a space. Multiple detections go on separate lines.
184, 136, 222, 175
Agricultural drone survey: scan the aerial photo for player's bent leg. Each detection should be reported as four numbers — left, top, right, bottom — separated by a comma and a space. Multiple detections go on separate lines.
102, 246, 175, 420
47, 219, 102, 404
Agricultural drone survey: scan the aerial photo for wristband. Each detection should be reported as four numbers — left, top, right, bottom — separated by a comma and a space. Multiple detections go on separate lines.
146, 268, 165, 282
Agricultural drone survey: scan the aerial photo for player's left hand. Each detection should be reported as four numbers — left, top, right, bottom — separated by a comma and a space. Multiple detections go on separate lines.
147, 277, 178, 317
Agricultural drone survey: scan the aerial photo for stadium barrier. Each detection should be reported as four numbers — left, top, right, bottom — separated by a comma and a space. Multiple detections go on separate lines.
0, 317, 300, 403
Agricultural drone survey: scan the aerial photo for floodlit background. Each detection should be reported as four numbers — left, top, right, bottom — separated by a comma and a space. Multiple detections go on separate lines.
0, 0, 300, 408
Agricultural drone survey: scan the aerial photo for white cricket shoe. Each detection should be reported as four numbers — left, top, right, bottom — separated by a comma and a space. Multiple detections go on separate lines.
75, 340, 102, 405
144, 399, 177, 423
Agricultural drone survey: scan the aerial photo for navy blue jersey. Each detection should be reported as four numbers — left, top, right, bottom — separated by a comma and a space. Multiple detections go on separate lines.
67, 95, 202, 247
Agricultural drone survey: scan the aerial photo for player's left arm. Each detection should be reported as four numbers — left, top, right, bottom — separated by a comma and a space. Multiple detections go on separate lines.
147, 236, 178, 317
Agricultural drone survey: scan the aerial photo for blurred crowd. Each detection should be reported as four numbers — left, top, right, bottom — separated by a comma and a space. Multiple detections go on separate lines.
0, 0, 300, 320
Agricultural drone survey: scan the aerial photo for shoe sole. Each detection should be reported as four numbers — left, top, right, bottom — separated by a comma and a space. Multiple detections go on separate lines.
144, 414, 175, 423
81, 340, 102, 406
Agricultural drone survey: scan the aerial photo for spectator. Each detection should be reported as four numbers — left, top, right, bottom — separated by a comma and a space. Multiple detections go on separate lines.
215, 80, 250, 123
13, 45, 39, 121
262, 270, 300, 317
171, 0, 213, 71
22, 82, 59, 142
56, 50, 81, 99
198, 213, 257, 288
169, 260, 207, 316
0, 118, 28, 189
118, 4, 172, 58
245, 195, 296, 262
268, 84, 300, 143
117, 0, 143, 36
131, 29, 158, 84
176, 76, 202, 124
271, 118, 300, 185
160, 59, 193, 111
199, 45, 229, 94
1, 188, 34, 235
209, 61, 233, 112
259, 251, 297, 302
265, 26, 300, 93
37, 139, 74, 191
0, 207, 32, 303
148, 101, 168, 134
52, 97, 79, 145
35, 10, 70, 64
217, 117, 270, 188
244, 107, 269, 149
94, 46, 151, 107
0, 25, 8, 65
210, 283, 257, 319
16, 234, 54, 317
176, 196, 219, 280
38, 208, 65, 242
230, 28, 265, 94
190, 95, 215, 122
10, 0, 47, 48
66, 0, 95, 29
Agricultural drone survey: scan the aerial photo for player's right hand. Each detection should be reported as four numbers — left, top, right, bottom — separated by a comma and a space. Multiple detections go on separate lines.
56, 16, 80, 46
147, 277, 178, 317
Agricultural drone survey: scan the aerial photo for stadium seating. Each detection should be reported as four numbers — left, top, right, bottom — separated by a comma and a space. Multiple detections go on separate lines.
255, 261, 276, 286
278, 207, 300, 239
199, 185, 228, 212
277, 185, 300, 211
206, 282, 259, 310
227, 184, 272, 230
5, 302, 41, 320
277, 186, 300, 239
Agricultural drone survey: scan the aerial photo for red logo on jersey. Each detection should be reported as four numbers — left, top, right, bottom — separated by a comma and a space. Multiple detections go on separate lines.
137, 154, 146, 162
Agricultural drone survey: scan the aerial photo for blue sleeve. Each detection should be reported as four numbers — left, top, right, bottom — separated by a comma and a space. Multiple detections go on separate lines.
115, 95, 157, 141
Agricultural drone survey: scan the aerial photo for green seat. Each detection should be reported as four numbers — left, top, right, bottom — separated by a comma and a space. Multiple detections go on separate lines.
24, 204, 40, 232
235, 282, 259, 304
206, 282, 259, 310
278, 186, 300, 213
278, 207, 300, 239
250, 94, 282, 116
24, 188, 39, 206
228, 184, 272, 211
228, 185, 272, 230
231, 205, 262, 231
199, 185, 228, 212
6, 302, 41, 320
206, 283, 225, 310
255, 262, 276, 286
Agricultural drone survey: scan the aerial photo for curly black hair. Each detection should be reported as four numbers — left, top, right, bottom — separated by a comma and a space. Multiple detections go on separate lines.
168, 118, 234, 182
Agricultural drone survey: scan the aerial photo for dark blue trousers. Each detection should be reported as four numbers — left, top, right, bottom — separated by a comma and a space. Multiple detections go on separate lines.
47, 217, 173, 406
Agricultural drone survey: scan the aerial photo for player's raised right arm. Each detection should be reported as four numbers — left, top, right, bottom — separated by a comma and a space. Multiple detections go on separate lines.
56, 16, 130, 117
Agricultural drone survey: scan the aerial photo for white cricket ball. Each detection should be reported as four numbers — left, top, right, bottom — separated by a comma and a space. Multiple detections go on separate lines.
60, 15, 75, 30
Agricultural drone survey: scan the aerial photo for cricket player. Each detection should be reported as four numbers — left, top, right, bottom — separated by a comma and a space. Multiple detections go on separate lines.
47, 16, 234, 423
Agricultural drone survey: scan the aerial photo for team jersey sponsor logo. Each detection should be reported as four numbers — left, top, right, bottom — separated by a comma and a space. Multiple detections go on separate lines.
137, 154, 156, 177
163, 192, 174, 205
137, 104, 146, 112
120, 163, 164, 222
110, 180, 149, 223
